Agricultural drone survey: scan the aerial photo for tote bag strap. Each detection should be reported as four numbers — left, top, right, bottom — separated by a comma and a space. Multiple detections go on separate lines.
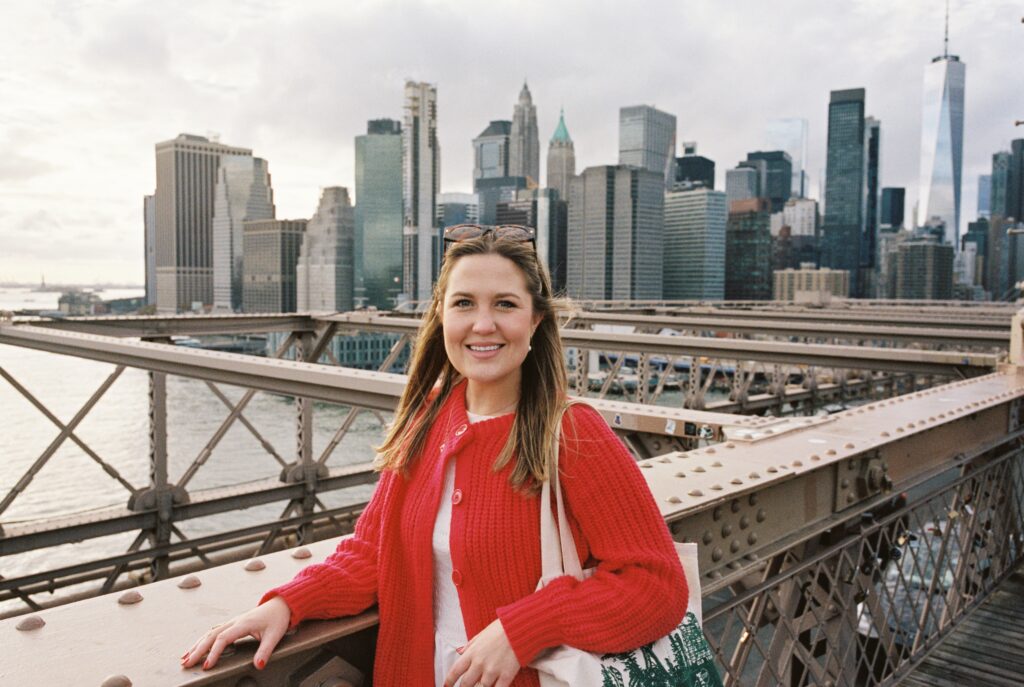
540, 401, 585, 581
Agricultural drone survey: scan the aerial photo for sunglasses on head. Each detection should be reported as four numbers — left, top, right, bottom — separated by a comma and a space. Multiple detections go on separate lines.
442, 224, 536, 257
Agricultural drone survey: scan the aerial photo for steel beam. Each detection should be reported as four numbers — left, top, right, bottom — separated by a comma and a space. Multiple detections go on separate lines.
13, 313, 316, 336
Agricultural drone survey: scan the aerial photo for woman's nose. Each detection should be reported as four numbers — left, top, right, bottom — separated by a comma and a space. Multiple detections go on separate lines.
472, 312, 497, 333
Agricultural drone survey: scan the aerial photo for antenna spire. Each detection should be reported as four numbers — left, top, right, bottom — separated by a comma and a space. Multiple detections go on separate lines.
943, 0, 949, 58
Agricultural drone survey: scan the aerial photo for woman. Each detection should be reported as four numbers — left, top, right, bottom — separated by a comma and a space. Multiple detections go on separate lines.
181, 226, 688, 686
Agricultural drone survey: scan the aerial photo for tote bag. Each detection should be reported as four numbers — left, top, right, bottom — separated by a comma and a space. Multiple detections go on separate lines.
530, 411, 723, 687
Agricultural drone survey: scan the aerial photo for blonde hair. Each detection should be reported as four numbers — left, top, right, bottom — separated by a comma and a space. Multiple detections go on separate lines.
375, 232, 571, 493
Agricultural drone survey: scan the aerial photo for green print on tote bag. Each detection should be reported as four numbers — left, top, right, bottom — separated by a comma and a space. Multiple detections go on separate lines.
529, 405, 723, 686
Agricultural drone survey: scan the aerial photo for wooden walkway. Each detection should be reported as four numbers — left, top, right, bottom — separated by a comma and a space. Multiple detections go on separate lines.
900, 569, 1024, 686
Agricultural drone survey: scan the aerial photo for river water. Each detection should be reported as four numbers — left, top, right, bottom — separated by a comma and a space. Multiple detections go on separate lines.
0, 288, 384, 612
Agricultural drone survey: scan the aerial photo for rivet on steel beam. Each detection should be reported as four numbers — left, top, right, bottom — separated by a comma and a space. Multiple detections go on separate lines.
826, 449, 837, 456
764, 429, 774, 434
748, 532, 758, 545
847, 493, 856, 503
713, 506, 723, 520
722, 524, 733, 537
725, 442, 736, 449
711, 548, 723, 562
731, 478, 743, 485
740, 515, 750, 529
702, 531, 713, 545
711, 484, 723, 491
756, 509, 767, 522
810, 454, 821, 461
100, 676, 131, 687
688, 489, 703, 497
177, 575, 201, 589
245, 559, 266, 572
711, 461, 723, 467
880, 431, 890, 438
693, 466, 706, 473
292, 547, 312, 559
793, 460, 803, 467
730, 540, 741, 553
844, 442, 855, 449
667, 496, 682, 504
767, 466, 778, 473
658, 457, 671, 464
15, 615, 44, 631
748, 471, 761, 479
907, 423, 916, 429
748, 493, 758, 506
118, 591, 143, 605
706, 448, 716, 454
674, 472, 686, 478
929, 417, 936, 422
896, 427, 904, 433
640, 462, 653, 469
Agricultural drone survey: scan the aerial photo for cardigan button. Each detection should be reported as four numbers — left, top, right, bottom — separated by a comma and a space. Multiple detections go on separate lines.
454, 423, 468, 436
452, 489, 463, 505
451, 569, 463, 587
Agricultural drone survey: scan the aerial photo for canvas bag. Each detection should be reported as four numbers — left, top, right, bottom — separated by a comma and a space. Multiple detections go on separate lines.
529, 408, 723, 687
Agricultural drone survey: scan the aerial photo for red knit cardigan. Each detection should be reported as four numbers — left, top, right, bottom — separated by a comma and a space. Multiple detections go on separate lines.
262, 381, 688, 686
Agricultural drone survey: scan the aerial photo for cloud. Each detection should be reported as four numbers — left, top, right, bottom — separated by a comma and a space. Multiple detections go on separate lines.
0, 152, 55, 181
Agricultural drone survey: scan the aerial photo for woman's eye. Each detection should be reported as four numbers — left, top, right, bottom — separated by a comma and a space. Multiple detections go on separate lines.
497, 300, 516, 309
454, 299, 472, 308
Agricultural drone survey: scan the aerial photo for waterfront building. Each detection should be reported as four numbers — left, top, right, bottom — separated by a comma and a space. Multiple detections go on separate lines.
725, 167, 759, 205
355, 119, 403, 310
991, 151, 1012, 219
880, 188, 906, 229
822, 88, 874, 297
746, 151, 793, 212
144, 194, 155, 306
154, 133, 252, 313
402, 81, 440, 305
962, 218, 989, 293
546, 109, 576, 201
895, 240, 954, 300
473, 120, 511, 182
877, 228, 908, 299
726, 198, 773, 301
773, 264, 849, 302
567, 165, 664, 300
212, 156, 275, 312
296, 187, 355, 313
508, 82, 540, 185
977, 175, 991, 219
241, 219, 306, 313
496, 188, 568, 293
663, 186, 727, 300
673, 154, 715, 190
915, 20, 966, 246
764, 118, 809, 197
619, 105, 677, 185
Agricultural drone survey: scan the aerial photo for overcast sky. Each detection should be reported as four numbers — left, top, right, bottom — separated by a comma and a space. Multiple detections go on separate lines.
1, 0, 1021, 285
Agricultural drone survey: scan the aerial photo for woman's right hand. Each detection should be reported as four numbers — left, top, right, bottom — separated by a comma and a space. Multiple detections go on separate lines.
180, 596, 292, 671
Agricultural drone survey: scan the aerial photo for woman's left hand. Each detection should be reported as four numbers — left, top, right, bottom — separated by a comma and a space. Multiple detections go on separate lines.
444, 618, 521, 687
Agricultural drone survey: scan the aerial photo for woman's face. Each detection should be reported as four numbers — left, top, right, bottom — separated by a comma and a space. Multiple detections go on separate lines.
440, 253, 541, 392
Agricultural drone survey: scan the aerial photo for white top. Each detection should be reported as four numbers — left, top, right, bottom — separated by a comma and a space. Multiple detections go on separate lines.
433, 410, 492, 686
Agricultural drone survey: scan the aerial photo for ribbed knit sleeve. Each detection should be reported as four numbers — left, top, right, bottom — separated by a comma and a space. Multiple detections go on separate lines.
259, 469, 395, 627
496, 404, 689, 666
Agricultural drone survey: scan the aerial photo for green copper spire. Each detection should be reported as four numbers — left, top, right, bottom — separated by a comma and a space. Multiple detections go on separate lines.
550, 108, 572, 144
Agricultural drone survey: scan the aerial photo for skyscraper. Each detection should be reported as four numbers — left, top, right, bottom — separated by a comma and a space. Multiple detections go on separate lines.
402, 81, 440, 305
896, 240, 954, 299
674, 154, 715, 190
496, 188, 568, 293
725, 167, 759, 205
663, 186, 727, 299
916, 11, 966, 245
143, 194, 155, 306
863, 117, 882, 295
619, 105, 677, 185
509, 82, 540, 185
567, 165, 664, 300
977, 174, 992, 219
436, 192, 480, 228
1009, 140, 1024, 222
211, 156, 275, 312
991, 151, 1012, 219
764, 118, 809, 197
880, 188, 906, 228
297, 187, 355, 313
726, 198, 773, 300
821, 88, 867, 296
355, 119, 403, 309
473, 120, 511, 182
154, 134, 252, 313
242, 219, 306, 313
746, 151, 793, 212
546, 109, 575, 201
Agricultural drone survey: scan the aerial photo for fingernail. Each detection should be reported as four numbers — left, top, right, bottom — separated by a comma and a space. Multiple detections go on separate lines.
256, 658, 266, 670
202, 660, 210, 671
456, 645, 465, 654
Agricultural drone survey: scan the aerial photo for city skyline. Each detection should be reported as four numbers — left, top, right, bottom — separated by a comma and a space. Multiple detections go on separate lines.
1, 0, 1020, 283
